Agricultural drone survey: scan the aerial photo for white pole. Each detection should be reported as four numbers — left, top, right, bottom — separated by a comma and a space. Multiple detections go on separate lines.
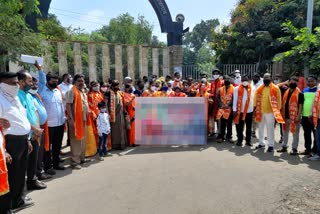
305, 0, 314, 78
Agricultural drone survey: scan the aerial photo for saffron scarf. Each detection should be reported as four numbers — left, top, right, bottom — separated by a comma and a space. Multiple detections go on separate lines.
210, 79, 223, 96
73, 86, 84, 140
0, 128, 9, 196
216, 85, 234, 120
255, 83, 284, 124
234, 84, 252, 124
282, 88, 300, 133
312, 90, 320, 127
110, 90, 123, 123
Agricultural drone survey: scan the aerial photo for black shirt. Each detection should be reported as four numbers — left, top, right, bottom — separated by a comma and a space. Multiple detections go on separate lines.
284, 89, 304, 119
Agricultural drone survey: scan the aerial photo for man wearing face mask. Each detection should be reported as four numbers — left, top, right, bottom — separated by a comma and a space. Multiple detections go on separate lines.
251, 73, 263, 138
233, 75, 255, 147
277, 77, 304, 155
123, 84, 136, 146
254, 73, 284, 152
233, 70, 242, 87
0, 72, 33, 213
209, 69, 224, 137
58, 73, 73, 107
37, 63, 66, 174
65, 74, 89, 169
28, 78, 52, 181
17, 71, 46, 191
172, 72, 184, 89
300, 75, 318, 156
216, 76, 234, 143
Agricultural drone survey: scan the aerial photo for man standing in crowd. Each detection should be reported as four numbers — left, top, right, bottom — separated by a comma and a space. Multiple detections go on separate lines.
216, 75, 234, 143
172, 72, 183, 89
59, 73, 73, 101
209, 69, 224, 137
309, 88, 320, 161
233, 75, 255, 147
277, 77, 304, 155
254, 73, 284, 152
0, 72, 33, 212
65, 74, 89, 170
28, 77, 51, 180
37, 64, 66, 173
233, 70, 241, 86
300, 75, 318, 156
17, 71, 46, 191
251, 73, 263, 138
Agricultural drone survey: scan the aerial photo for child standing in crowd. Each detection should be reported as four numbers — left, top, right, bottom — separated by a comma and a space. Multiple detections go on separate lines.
96, 101, 112, 161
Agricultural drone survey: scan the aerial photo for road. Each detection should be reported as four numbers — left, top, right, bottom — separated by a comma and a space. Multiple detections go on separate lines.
21, 127, 320, 214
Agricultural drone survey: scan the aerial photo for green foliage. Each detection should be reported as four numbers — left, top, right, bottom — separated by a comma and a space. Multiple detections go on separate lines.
275, 21, 320, 72
211, 0, 320, 66
183, 19, 219, 65
0, 0, 42, 68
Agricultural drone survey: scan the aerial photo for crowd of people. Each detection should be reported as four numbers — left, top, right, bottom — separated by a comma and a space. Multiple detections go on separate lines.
0, 62, 319, 213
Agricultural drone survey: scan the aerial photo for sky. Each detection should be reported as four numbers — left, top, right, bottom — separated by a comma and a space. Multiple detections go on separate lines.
49, 0, 239, 42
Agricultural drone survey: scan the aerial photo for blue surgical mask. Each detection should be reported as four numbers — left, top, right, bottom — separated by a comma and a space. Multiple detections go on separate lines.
162, 87, 168, 92
101, 108, 107, 113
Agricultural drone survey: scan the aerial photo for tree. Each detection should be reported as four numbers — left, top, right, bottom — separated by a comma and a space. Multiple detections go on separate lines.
275, 21, 320, 73
211, 0, 320, 66
183, 19, 219, 65
0, 0, 42, 69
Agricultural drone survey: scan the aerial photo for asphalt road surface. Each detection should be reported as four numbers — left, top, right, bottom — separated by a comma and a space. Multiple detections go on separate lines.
21, 126, 320, 214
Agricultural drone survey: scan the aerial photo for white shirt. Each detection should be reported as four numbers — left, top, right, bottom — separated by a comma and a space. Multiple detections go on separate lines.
232, 84, 255, 113
0, 131, 4, 156
0, 93, 31, 136
97, 112, 111, 135
59, 82, 73, 96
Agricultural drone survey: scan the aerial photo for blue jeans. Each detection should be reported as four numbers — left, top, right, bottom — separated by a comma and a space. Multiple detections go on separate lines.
316, 119, 320, 156
98, 133, 109, 157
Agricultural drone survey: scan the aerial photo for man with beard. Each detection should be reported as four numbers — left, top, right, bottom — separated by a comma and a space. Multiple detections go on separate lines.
277, 77, 304, 155
108, 80, 127, 150
37, 64, 66, 174
65, 74, 89, 170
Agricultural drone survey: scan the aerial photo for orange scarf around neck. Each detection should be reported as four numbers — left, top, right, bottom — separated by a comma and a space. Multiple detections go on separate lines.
234, 84, 252, 124
73, 86, 84, 140
0, 128, 9, 196
216, 85, 234, 120
210, 79, 223, 96
312, 90, 320, 127
255, 83, 284, 124
281, 88, 300, 133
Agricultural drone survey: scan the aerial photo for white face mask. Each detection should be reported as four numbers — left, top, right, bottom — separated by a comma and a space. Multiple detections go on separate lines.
213, 75, 220, 80
151, 86, 158, 91
235, 73, 240, 78
92, 86, 100, 92
274, 80, 279, 84
0, 83, 19, 97
28, 88, 38, 95
242, 81, 249, 87
101, 108, 107, 113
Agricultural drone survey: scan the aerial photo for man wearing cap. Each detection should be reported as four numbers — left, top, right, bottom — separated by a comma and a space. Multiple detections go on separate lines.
233, 70, 242, 87
0, 72, 34, 212
216, 75, 234, 143
254, 73, 284, 152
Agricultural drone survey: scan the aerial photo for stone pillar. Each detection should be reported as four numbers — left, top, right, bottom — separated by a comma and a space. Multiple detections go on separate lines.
162, 47, 170, 76
88, 44, 97, 82
73, 43, 82, 75
152, 48, 159, 77
57, 42, 68, 77
102, 44, 110, 82
115, 45, 123, 84
139, 46, 148, 79
127, 46, 135, 82
42, 40, 52, 73
169, 45, 183, 76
